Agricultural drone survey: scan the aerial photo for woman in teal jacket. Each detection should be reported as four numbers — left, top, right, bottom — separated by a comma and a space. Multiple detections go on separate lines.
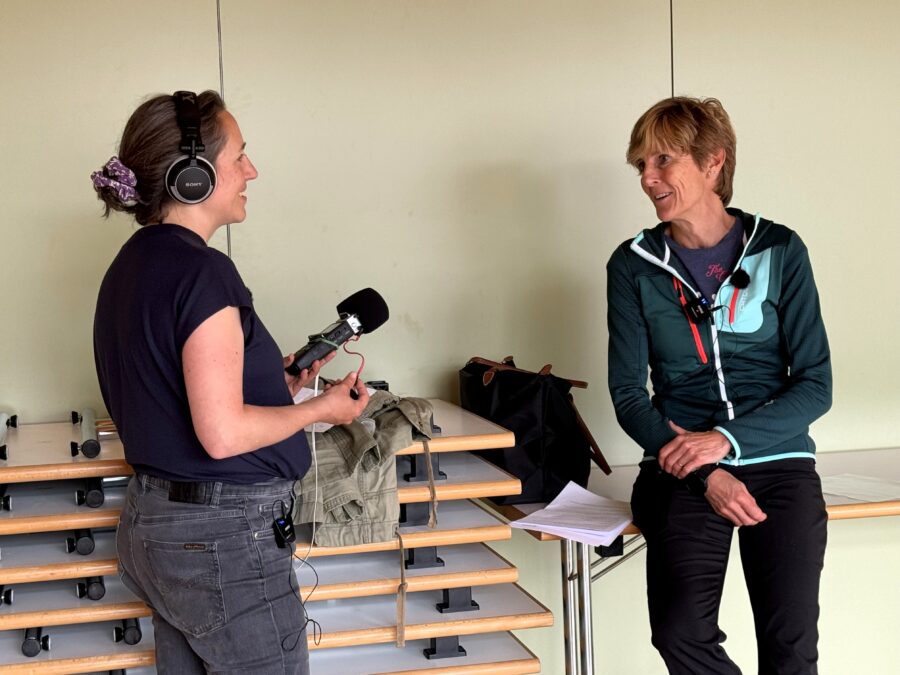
607, 97, 831, 674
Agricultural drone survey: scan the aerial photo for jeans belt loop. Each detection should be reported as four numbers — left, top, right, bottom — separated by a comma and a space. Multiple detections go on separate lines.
209, 481, 223, 507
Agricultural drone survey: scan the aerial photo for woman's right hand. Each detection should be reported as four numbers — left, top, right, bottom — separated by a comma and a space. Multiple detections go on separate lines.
705, 469, 767, 527
313, 371, 369, 425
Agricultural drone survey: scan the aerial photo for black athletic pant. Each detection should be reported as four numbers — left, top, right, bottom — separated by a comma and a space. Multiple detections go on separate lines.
631, 458, 827, 675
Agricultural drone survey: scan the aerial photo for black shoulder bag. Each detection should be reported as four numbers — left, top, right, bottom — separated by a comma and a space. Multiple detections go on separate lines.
459, 356, 611, 505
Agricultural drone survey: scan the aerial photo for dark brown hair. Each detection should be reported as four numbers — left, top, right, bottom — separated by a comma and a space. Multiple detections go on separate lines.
627, 97, 737, 206
95, 90, 227, 225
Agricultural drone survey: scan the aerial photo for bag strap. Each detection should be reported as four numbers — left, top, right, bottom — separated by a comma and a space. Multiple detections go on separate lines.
394, 525, 408, 647
466, 356, 588, 389
422, 439, 439, 529
568, 393, 612, 475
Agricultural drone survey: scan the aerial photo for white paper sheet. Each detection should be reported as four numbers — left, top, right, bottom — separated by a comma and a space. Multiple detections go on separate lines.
510, 481, 633, 546
820, 474, 900, 503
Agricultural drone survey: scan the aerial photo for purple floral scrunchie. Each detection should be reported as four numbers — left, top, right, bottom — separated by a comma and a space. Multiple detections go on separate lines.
91, 156, 139, 204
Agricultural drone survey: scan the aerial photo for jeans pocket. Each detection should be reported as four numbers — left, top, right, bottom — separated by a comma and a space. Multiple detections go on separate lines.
144, 538, 227, 637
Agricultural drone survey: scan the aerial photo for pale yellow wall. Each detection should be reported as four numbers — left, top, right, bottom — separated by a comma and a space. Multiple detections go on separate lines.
0, 0, 221, 418
1, 1, 898, 673
675, 0, 900, 454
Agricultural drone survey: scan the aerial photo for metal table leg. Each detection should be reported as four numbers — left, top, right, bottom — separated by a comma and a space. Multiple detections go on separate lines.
561, 538, 580, 674
577, 542, 594, 675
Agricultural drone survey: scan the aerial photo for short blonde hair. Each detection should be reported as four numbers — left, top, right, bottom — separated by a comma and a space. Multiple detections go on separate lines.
627, 97, 737, 206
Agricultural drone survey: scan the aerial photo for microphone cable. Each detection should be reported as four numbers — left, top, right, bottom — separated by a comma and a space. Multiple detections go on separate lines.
280, 373, 325, 652
278, 346, 370, 651
272, 496, 321, 653
343, 336, 366, 381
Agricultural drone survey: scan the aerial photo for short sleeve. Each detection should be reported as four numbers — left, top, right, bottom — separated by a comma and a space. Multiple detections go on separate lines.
174, 250, 252, 350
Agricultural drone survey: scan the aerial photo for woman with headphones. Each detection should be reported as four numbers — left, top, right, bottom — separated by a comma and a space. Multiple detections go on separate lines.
92, 90, 368, 673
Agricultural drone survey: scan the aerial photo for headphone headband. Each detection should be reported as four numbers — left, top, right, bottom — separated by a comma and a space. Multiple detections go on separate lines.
172, 91, 205, 154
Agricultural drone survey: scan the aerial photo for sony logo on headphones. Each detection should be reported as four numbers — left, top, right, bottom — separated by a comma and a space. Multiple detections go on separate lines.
183, 182, 204, 187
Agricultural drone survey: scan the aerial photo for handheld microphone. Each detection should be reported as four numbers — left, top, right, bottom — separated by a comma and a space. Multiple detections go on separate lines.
285, 288, 389, 377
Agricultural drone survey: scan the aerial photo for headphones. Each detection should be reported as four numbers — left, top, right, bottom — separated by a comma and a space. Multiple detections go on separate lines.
165, 91, 217, 204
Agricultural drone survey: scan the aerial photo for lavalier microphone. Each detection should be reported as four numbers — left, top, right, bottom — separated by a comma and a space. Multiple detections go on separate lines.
731, 268, 750, 289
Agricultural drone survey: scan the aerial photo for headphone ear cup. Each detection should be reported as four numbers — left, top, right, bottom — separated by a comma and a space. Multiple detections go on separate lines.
165, 155, 217, 204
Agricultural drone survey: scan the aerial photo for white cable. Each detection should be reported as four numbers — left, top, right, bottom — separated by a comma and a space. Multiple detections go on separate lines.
296, 374, 319, 602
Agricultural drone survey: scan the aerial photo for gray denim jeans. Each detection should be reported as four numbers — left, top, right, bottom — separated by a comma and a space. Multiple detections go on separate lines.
117, 474, 310, 674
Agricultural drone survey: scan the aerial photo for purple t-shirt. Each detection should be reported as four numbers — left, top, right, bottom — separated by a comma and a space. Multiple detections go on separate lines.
93, 224, 310, 483
666, 220, 744, 301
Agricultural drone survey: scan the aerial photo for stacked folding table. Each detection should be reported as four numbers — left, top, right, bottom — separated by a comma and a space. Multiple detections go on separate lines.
0, 401, 551, 674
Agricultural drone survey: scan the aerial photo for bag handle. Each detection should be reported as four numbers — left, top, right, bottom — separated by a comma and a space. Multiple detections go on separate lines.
568, 393, 612, 475
467, 356, 588, 389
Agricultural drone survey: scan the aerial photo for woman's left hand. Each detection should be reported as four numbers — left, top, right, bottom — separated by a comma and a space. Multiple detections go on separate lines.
283, 351, 336, 396
658, 421, 732, 479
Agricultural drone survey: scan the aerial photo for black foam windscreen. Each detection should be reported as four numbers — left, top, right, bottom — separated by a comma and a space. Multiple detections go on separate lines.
336, 288, 389, 333
731, 268, 750, 289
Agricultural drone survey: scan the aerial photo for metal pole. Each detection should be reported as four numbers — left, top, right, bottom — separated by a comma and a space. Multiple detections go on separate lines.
214, 0, 233, 259
561, 539, 580, 674
577, 542, 594, 674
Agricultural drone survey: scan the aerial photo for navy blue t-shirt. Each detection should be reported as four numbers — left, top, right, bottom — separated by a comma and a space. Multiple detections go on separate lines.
665, 219, 744, 301
93, 224, 311, 483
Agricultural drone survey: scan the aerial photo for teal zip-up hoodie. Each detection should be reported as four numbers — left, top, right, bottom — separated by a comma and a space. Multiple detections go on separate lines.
606, 208, 832, 465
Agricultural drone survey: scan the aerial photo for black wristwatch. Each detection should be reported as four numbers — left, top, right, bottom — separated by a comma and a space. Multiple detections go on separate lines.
685, 464, 719, 495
